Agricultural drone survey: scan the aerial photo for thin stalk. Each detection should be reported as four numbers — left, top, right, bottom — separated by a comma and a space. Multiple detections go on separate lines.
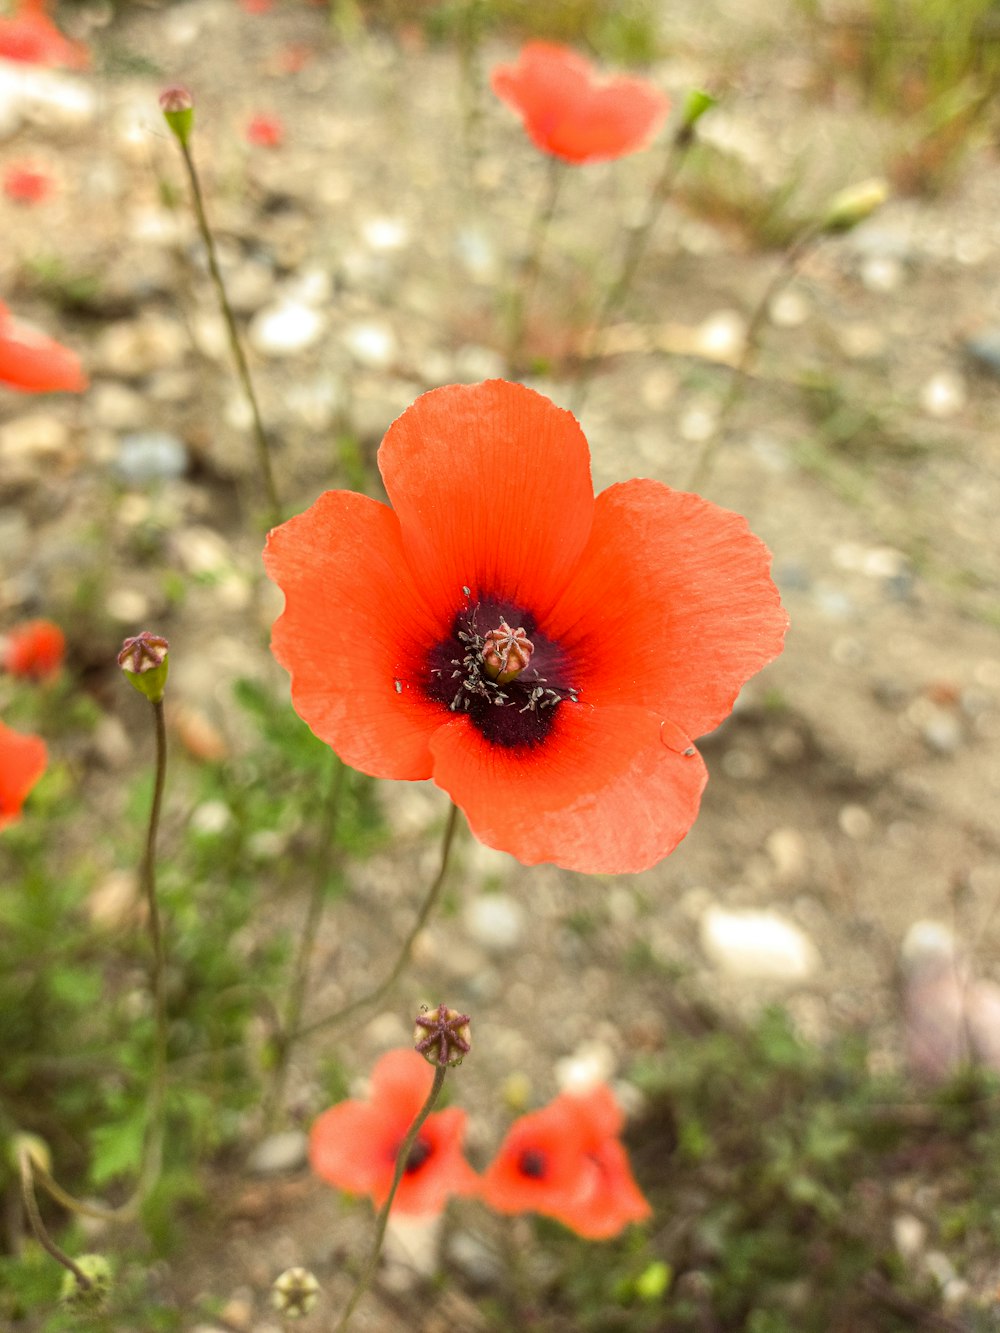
684, 222, 822, 495
18, 1148, 91, 1291
174, 137, 281, 528
333, 1064, 448, 1333
571, 126, 695, 415
505, 156, 563, 375
294, 804, 460, 1042
263, 754, 346, 1128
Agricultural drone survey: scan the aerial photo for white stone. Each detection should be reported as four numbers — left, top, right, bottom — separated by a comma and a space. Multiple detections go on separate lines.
554, 1041, 617, 1093
893, 1213, 927, 1261
920, 370, 966, 419
769, 289, 810, 328
694, 309, 747, 362
837, 803, 872, 839
0, 63, 96, 131
249, 301, 325, 357
699, 906, 819, 980
765, 827, 808, 882
464, 894, 525, 954
246, 1130, 308, 1177
362, 216, 410, 251
343, 321, 397, 369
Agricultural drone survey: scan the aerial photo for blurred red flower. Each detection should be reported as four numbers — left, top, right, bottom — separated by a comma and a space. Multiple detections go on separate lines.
491, 43, 669, 164
0, 302, 87, 393
3, 162, 54, 205
3, 620, 65, 680
0, 0, 89, 69
309, 1049, 477, 1216
0, 720, 47, 831
246, 113, 284, 148
265, 380, 786, 873
480, 1084, 651, 1239
239, 0, 273, 11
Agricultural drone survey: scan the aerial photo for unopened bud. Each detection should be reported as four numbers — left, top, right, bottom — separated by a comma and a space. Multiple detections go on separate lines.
118, 632, 169, 704
59, 1254, 112, 1311
413, 1004, 472, 1067
11, 1132, 52, 1176
271, 1267, 321, 1319
680, 88, 717, 132
821, 178, 889, 233
159, 85, 194, 147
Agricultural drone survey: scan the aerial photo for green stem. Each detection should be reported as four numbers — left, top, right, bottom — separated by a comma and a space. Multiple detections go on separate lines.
684, 222, 822, 494
505, 156, 563, 375
333, 1064, 448, 1332
571, 125, 695, 415
294, 804, 460, 1042
18, 1149, 91, 1291
263, 755, 346, 1128
176, 137, 281, 528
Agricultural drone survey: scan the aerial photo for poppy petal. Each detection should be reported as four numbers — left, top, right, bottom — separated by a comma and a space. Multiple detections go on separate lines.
264, 491, 447, 780
479, 1100, 589, 1215
310, 1100, 391, 1197
0, 303, 87, 393
0, 720, 47, 830
378, 381, 595, 624
557, 1137, 652, 1239
429, 702, 708, 874
369, 1048, 434, 1121
385, 1106, 478, 1215
545, 480, 788, 740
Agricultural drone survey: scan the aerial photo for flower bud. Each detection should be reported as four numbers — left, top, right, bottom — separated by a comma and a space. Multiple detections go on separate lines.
271, 1267, 321, 1319
59, 1254, 112, 1311
413, 1004, 472, 1067
10, 1132, 51, 1176
820, 178, 889, 234
118, 632, 169, 704
159, 85, 194, 147
680, 88, 717, 132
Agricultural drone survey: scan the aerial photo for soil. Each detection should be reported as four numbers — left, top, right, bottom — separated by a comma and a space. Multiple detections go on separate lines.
2, 0, 999, 1328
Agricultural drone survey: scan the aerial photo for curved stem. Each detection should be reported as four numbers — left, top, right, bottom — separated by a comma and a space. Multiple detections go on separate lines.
263, 755, 346, 1128
176, 137, 281, 528
505, 156, 563, 375
333, 1064, 448, 1332
18, 1149, 91, 1290
684, 223, 821, 494
294, 803, 460, 1042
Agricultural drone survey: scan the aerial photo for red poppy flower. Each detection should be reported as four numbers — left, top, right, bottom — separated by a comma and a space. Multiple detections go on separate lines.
265, 380, 786, 874
246, 113, 284, 148
0, 719, 47, 831
0, 0, 89, 69
3, 619, 65, 680
0, 302, 87, 394
3, 162, 55, 205
480, 1084, 651, 1239
309, 1048, 477, 1216
490, 42, 669, 165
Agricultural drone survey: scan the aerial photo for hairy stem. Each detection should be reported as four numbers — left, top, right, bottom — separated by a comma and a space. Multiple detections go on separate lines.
333, 1064, 448, 1332
294, 803, 460, 1042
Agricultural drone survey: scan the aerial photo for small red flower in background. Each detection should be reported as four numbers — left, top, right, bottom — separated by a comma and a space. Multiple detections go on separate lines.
265, 380, 786, 874
239, 0, 273, 12
3, 162, 54, 205
3, 620, 65, 680
491, 43, 669, 164
0, 720, 47, 831
246, 113, 284, 148
0, 0, 89, 69
0, 302, 87, 394
310, 1049, 477, 1216
480, 1084, 651, 1239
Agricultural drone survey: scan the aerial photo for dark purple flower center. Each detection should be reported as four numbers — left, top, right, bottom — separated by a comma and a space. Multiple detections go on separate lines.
425, 596, 578, 750
517, 1148, 548, 1179
394, 1135, 433, 1176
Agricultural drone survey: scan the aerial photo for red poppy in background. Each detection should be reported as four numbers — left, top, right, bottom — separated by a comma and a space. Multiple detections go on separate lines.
0, 302, 87, 394
265, 380, 786, 874
0, 0, 89, 69
480, 1084, 651, 1239
3, 162, 54, 205
2, 620, 65, 680
490, 42, 669, 164
0, 720, 47, 831
246, 112, 284, 148
310, 1049, 477, 1216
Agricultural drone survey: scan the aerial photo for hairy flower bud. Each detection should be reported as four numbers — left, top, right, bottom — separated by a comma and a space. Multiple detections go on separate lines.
159, 85, 194, 147
821, 178, 889, 234
271, 1267, 321, 1319
59, 1254, 112, 1311
118, 632, 169, 704
413, 1004, 472, 1067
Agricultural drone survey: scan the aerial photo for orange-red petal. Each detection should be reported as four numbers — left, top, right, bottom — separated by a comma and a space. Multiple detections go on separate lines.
264, 491, 447, 780
0, 303, 87, 393
428, 702, 707, 874
378, 381, 595, 625
0, 719, 47, 829
0, 0, 89, 68
545, 480, 788, 741
479, 1098, 590, 1215
491, 42, 668, 164
3, 619, 65, 679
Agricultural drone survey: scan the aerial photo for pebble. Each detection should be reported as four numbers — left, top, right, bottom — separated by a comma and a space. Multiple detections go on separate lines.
699, 906, 819, 980
361, 216, 410, 251
452, 343, 505, 382
920, 708, 962, 755
342, 320, 397, 369
694, 309, 746, 363
765, 827, 808, 882
836, 322, 886, 359
89, 382, 148, 431
105, 588, 152, 623
382, 1213, 442, 1285
0, 63, 97, 131
113, 432, 188, 485
219, 1296, 253, 1331
919, 369, 966, 419
554, 1040, 616, 1093
96, 316, 188, 377
0, 414, 72, 477
893, 1213, 927, 1261
963, 327, 1000, 379
837, 804, 872, 839
246, 1130, 308, 1177
86, 871, 141, 929
677, 401, 718, 442
768, 288, 810, 328
225, 261, 276, 316
463, 894, 525, 954
860, 255, 904, 292
446, 1231, 504, 1286
249, 301, 325, 357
